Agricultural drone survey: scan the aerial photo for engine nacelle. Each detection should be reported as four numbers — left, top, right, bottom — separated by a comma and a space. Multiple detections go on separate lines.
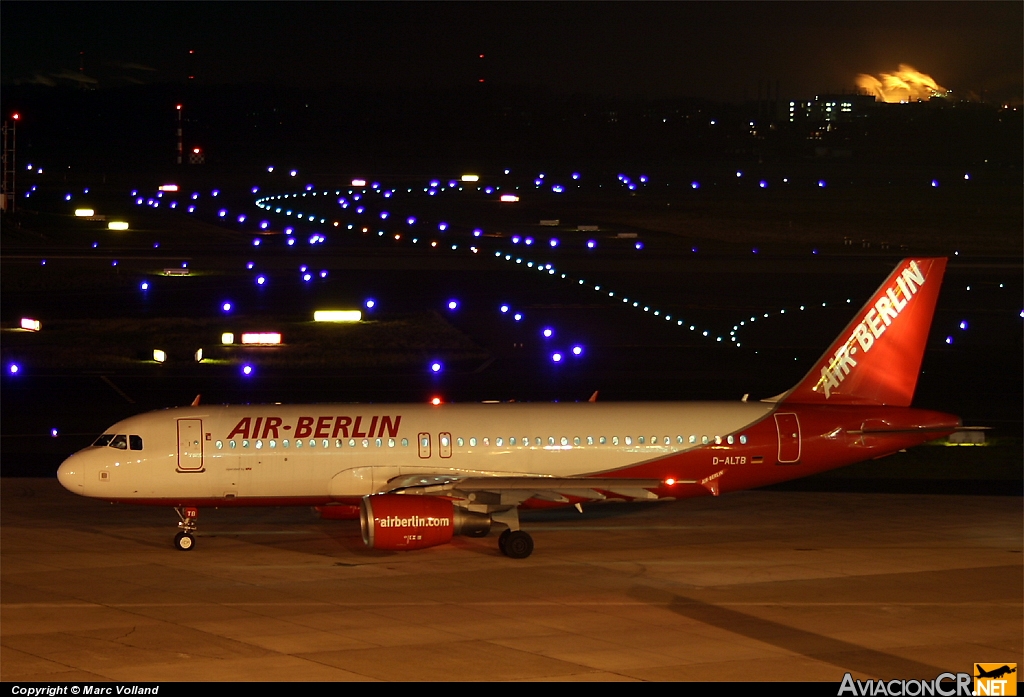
360, 494, 491, 551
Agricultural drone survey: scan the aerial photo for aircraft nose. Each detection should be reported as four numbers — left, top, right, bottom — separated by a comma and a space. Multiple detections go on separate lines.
57, 455, 84, 493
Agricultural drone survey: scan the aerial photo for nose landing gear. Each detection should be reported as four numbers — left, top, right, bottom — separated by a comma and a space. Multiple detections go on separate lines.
174, 506, 198, 551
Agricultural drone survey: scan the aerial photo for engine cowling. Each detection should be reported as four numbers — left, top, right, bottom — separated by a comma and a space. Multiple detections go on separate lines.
360, 494, 491, 551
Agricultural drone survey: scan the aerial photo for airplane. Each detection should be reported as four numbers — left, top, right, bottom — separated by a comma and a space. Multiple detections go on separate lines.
57, 257, 961, 559
975, 665, 1016, 680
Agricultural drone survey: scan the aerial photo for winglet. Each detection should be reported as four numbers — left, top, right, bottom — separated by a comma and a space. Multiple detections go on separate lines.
190, 394, 201, 407
588, 391, 599, 403
781, 258, 947, 407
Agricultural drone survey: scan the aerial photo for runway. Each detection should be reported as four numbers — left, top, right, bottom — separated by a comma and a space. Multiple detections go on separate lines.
2, 478, 1020, 681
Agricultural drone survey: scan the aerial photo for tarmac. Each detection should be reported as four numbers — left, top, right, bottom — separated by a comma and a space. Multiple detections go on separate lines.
1, 477, 1020, 682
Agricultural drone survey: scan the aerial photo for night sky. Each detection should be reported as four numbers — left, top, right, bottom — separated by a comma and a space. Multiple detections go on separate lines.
2, 2, 1022, 102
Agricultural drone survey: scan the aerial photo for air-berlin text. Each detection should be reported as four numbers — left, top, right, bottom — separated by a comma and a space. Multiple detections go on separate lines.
225, 415, 401, 440
378, 515, 452, 529
816, 260, 927, 398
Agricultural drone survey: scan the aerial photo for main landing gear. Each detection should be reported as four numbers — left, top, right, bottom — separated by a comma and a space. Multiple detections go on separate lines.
492, 508, 534, 559
498, 529, 534, 559
174, 506, 198, 551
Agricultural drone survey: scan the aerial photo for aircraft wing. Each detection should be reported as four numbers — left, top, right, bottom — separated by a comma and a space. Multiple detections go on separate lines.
384, 475, 695, 506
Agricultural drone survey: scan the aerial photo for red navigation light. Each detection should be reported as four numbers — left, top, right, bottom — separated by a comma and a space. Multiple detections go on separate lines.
11, 113, 20, 120
176, 104, 182, 111
193, 148, 201, 154
430, 397, 442, 406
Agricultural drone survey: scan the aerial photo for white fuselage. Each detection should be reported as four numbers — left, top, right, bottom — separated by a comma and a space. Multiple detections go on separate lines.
57, 401, 776, 503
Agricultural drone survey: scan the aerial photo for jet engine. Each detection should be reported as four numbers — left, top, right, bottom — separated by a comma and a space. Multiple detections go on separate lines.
360, 494, 491, 550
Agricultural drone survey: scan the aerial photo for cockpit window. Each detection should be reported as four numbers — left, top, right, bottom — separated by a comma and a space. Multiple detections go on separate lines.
129, 435, 143, 451
93, 434, 115, 447
109, 435, 128, 450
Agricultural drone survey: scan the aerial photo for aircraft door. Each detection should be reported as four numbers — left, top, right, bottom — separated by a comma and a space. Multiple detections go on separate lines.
438, 432, 452, 459
417, 432, 431, 459
177, 419, 204, 471
774, 413, 802, 464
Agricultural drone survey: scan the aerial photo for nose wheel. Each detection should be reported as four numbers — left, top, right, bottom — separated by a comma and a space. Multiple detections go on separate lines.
174, 506, 198, 551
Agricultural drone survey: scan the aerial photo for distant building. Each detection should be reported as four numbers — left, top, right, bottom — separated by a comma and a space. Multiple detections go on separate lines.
788, 94, 877, 123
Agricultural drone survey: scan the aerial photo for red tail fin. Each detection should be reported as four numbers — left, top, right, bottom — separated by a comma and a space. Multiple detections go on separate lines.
781, 258, 947, 407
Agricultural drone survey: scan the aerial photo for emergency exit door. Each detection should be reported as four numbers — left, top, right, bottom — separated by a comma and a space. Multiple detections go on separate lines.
774, 413, 802, 464
177, 418, 204, 471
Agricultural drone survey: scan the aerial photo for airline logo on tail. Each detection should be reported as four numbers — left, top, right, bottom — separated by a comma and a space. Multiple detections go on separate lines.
815, 260, 927, 399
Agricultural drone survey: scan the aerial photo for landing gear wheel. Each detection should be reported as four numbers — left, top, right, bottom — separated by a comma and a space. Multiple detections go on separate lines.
500, 530, 533, 559
498, 528, 511, 554
174, 531, 195, 551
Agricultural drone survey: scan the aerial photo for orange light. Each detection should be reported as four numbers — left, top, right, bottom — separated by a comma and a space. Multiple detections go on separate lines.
158, 184, 179, 192
241, 332, 281, 345
430, 397, 442, 406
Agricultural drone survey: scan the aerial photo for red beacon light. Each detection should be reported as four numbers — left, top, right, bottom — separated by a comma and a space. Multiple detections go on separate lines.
430, 397, 442, 406
11, 113, 20, 120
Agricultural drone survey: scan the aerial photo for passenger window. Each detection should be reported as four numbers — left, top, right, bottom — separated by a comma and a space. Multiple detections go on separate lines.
270, 440, 277, 448
677, 436, 684, 444
638, 436, 645, 444
612, 436, 619, 445
295, 440, 302, 448
714, 436, 722, 445
701, 436, 709, 445
574, 437, 581, 446
335, 439, 343, 448
362, 439, 369, 448
230, 440, 237, 449
323, 439, 329, 449
587, 436, 593, 445
255, 440, 263, 449
401, 438, 409, 447
349, 439, 356, 447
110, 435, 128, 450
216, 440, 223, 450
560, 437, 568, 446
375, 438, 382, 448
470, 437, 477, 447
388, 438, 395, 448
483, 438, 490, 446
739, 435, 748, 444
663, 437, 670, 445
534, 437, 541, 446
242, 440, 250, 448
548, 437, 555, 446
599, 436, 606, 445
625, 436, 632, 445
283, 439, 290, 448
496, 437, 503, 446
309, 439, 316, 448
727, 435, 734, 445
457, 437, 464, 447
509, 437, 516, 446
93, 434, 114, 447
689, 435, 697, 444
129, 435, 143, 450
